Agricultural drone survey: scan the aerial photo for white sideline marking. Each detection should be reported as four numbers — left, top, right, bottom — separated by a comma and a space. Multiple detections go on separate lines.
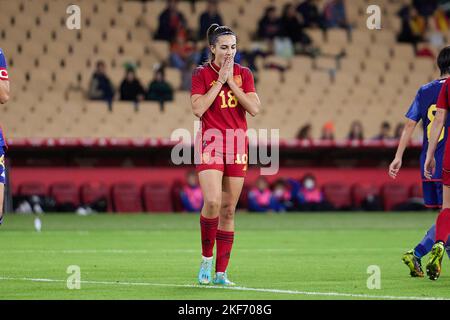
1, 249, 296, 254
0, 276, 447, 300
1, 248, 407, 254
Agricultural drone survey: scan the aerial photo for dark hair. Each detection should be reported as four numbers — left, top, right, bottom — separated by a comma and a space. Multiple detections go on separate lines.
282, 3, 293, 18
273, 178, 286, 188
297, 123, 312, 139
206, 23, 236, 60
438, 46, 450, 76
348, 120, 364, 140
256, 176, 268, 184
264, 5, 276, 16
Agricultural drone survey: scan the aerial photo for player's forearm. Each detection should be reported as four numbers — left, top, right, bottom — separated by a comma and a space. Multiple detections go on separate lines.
426, 109, 446, 158
0, 81, 10, 104
191, 82, 223, 118
394, 120, 417, 159
228, 81, 260, 116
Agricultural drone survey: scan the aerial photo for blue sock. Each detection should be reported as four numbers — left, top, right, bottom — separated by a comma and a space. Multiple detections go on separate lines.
414, 224, 436, 259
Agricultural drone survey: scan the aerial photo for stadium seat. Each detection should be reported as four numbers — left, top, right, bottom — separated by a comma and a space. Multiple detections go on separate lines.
50, 182, 80, 209
351, 183, 380, 209
410, 184, 422, 199
111, 182, 143, 213
171, 179, 185, 213
142, 182, 173, 213
322, 183, 352, 209
18, 181, 47, 197
381, 183, 410, 211
80, 182, 111, 212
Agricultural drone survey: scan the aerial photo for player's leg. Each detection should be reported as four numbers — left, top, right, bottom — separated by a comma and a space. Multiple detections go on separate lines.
197, 169, 224, 285
432, 182, 450, 257
402, 182, 440, 277
213, 175, 245, 286
426, 180, 450, 280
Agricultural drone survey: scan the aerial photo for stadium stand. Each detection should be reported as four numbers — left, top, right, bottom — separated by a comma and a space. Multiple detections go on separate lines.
111, 181, 144, 213
1, 0, 444, 140
381, 182, 410, 211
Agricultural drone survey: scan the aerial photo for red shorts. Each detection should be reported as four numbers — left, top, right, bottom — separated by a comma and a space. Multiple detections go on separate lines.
443, 168, 450, 186
195, 131, 249, 177
196, 149, 248, 177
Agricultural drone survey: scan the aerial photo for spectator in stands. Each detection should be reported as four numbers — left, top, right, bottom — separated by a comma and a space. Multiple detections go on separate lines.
295, 173, 328, 211
427, 11, 448, 49
397, 5, 426, 51
347, 120, 364, 140
257, 6, 281, 40
147, 67, 174, 112
409, 8, 427, 37
413, 0, 438, 18
271, 179, 294, 212
180, 171, 203, 212
297, 123, 313, 140
373, 121, 392, 140
170, 33, 199, 71
394, 122, 405, 139
88, 60, 115, 112
433, 7, 449, 32
119, 68, 145, 110
154, 0, 188, 42
280, 3, 312, 48
323, 0, 352, 40
321, 121, 335, 141
198, 0, 223, 40
248, 177, 274, 212
297, 0, 326, 30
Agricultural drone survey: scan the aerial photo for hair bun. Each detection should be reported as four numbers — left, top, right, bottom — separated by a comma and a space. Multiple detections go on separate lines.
209, 23, 220, 31
206, 23, 220, 44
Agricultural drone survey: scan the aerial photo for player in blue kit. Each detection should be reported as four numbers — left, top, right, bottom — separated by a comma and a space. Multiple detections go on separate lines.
389, 46, 450, 277
0, 48, 11, 225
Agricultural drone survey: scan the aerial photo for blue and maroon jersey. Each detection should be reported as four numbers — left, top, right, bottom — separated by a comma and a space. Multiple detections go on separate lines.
406, 78, 450, 180
0, 48, 8, 148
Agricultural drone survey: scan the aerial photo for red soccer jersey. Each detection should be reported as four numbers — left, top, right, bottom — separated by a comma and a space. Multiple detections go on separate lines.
191, 62, 256, 134
437, 77, 450, 170
437, 77, 450, 110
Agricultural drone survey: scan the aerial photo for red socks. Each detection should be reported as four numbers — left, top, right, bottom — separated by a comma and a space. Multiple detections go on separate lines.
436, 208, 450, 243
200, 215, 219, 258
200, 215, 235, 272
215, 229, 234, 273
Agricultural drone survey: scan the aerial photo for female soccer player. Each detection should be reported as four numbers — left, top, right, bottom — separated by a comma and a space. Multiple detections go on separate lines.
0, 47, 11, 225
190, 24, 261, 286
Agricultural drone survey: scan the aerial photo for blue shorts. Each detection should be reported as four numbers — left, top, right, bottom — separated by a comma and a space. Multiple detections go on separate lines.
422, 181, 442, 208
0, 147, 5, 184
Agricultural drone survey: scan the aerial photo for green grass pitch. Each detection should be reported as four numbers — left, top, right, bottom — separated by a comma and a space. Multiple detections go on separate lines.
0, 212, 449, 300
